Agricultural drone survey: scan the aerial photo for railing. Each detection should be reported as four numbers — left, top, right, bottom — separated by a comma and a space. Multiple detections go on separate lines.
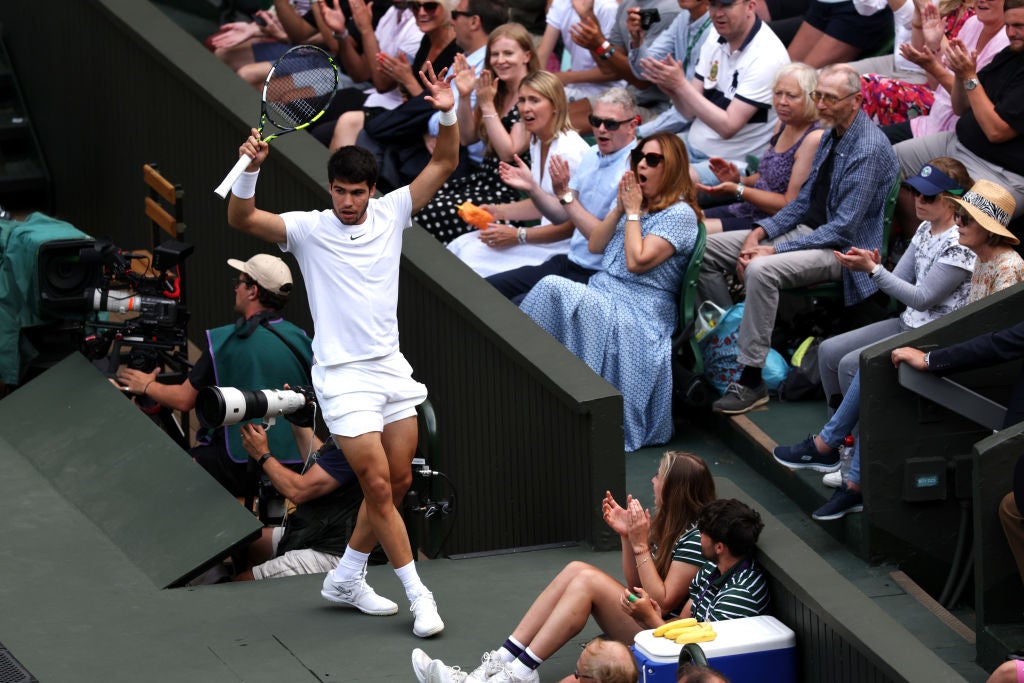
0, 0, 625, 555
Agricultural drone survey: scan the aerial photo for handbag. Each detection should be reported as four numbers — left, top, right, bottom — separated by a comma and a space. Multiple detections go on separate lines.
694, 300, 726, 342
698, 302, 789, 394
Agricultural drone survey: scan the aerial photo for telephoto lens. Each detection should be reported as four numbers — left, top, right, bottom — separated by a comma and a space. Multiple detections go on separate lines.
195, 386, 309, 428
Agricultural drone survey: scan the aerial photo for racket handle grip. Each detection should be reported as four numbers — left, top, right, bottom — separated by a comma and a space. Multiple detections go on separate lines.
214, 155, 255, 199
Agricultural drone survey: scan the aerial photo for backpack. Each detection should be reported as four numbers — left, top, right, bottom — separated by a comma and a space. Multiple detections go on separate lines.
777, 336, 825, 402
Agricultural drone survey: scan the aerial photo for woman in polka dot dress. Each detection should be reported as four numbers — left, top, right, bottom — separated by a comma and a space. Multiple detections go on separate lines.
521, 132, 702, 452
414, 23, 538, 243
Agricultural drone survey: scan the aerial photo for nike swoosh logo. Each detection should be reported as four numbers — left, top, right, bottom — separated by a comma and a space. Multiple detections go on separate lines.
350, 234, 365, 240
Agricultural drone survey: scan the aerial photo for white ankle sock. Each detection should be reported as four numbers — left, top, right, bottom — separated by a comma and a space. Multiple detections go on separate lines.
333, 546, 369, 581
509, 648, 543, 678
394, 561, 428, 600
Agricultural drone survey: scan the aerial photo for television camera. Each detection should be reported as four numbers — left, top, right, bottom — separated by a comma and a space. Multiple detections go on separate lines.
36, 237, 193, 379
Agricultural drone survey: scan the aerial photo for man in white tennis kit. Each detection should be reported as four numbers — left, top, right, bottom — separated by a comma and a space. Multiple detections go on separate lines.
227, 64, 459, 638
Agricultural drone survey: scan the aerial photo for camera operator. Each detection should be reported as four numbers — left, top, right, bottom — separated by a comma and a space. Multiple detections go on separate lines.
234, 419, 364, 581
116, 254, 313, 497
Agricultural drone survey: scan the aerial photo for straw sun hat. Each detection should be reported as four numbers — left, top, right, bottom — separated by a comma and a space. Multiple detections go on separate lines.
947, 179, 1019, 246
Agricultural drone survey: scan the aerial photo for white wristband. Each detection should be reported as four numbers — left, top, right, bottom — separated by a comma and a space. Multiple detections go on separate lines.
869, 263, 884, 278
232, 169, 259, 199
439, 108, 457, 127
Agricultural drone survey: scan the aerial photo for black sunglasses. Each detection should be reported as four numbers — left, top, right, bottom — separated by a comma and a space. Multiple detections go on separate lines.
233, 276, 254, 288
631, 149, 665, 167
954, 208, 974, 225
908, 187, 938, 203
451, 9, 477, 18
406, 0, 441, 12
587, 114, 635, 131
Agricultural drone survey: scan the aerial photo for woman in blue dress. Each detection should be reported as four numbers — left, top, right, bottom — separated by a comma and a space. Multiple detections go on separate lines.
521, 132, 703, 451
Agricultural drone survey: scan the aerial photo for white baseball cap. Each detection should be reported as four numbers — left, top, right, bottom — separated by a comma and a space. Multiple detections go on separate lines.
227, 254, 294, 295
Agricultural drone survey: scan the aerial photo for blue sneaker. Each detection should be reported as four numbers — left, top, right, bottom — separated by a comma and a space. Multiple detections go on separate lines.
812, 483, 864, 521
773, 435, 840, 473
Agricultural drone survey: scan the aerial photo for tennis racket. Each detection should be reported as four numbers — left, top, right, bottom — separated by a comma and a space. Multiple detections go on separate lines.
214, 45, 339, 198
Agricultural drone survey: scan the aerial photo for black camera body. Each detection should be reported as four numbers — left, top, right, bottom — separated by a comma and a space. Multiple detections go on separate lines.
639, 7, 661, 30
36, 237, 193, 377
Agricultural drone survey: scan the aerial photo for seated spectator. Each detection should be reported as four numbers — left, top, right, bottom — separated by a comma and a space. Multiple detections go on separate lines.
697, 63, 899, 416
627, 0, 714, 137
560, 0, 682, 133
776, 179, 1024, 520
446, 71, 589, 277
116, 255, 313, 497
697, 62, 823, 234
211, 0, 323, 85
893, 0, 1024, 219
880, 0, 1004, 141
785, 0, 894, 68
537, 0, 625, 102
627, 498, 769, 623
488, 86, 639, 303
235, 422, 363, 581
521, 133, 702, 451
410, 451, 717, 683
415, 22, 539, 244
639, 0, 791, 185
986, 659, 1024, 683
319, 0, 459, 150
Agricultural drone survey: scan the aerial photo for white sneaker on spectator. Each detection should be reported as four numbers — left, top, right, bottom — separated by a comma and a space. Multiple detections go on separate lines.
411, 591, 445, 637
490, 665, 540, 683
822, 471, 842, 488
427, 659, 469, 683
467, 650, 505, 681
320, 567, 398, 615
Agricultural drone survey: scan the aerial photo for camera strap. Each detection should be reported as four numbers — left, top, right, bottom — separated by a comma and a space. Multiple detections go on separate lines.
254, 315, 313, 385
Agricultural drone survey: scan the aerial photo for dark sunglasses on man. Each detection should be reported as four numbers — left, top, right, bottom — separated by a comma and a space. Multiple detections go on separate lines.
587, 114, 636, 131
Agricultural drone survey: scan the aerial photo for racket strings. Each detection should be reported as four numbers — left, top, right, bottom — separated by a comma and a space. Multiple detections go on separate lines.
266, 48, 337, 128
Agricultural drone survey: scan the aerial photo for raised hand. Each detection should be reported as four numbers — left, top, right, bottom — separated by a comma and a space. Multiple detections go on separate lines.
498, 155, 535, 192
569, 15, 604, 50
921, 3, 944, 51
419, 61, 455, 112
602, 490, 631, 535
697, 181, 740, 197
348, 0, 375, 34
381, 51, 415, 86
625, 497, 651, 547
899, 41, 938, 69
256, 9, 287, 42
239, 127, 270, 171
833, 246, 881, 272
619, 171, 643, 215
209, 22, 261, 50
317, 0, 348, 33
708, 157, 740, 183
945, 38, 978, 79
476, 69, 498, 108
549, 155, 572, 197
640, 54, 687, 93
452, 53, 477, 97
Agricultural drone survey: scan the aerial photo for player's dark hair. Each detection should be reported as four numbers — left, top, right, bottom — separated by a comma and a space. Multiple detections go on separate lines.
697, 498, 764, 558
1006, 0, 1023, 11
328, 146, 379, 188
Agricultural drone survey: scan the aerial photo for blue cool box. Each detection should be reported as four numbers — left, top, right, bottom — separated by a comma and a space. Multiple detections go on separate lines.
631, 615, 796, 683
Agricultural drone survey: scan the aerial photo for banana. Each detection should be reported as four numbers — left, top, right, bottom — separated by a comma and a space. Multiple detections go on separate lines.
675, 629, 717, 644
652, 618, 697, 637
664, 622, 711, 639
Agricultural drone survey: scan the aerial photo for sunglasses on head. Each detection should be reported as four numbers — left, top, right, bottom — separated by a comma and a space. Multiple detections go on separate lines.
631, 149, 665, 167
587, 114, 635, 131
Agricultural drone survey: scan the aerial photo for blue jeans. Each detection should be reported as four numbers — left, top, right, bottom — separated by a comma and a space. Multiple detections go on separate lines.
819, 372, 861, 485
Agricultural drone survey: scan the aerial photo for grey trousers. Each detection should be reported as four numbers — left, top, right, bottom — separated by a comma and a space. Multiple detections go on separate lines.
817, 317, 905, 399
698, 226, 842, 368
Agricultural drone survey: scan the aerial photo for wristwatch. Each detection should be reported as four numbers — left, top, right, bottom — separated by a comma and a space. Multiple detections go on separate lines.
258, 452, 272, 467
964, 77, 979, 91
923, 351, 931, 369
559, 191, 575, 205
626, 213, 641, 222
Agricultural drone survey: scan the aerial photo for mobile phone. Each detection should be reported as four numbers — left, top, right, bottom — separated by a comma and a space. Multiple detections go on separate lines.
251, 13, 267, 27
638, 8, 661, 30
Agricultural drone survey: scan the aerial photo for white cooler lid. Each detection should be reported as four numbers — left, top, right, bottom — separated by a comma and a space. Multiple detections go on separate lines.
634, 615, 795, 661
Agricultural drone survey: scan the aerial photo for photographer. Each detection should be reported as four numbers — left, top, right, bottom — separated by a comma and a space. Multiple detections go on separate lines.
117, 254, 313, 497
234, 421, 364, 581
